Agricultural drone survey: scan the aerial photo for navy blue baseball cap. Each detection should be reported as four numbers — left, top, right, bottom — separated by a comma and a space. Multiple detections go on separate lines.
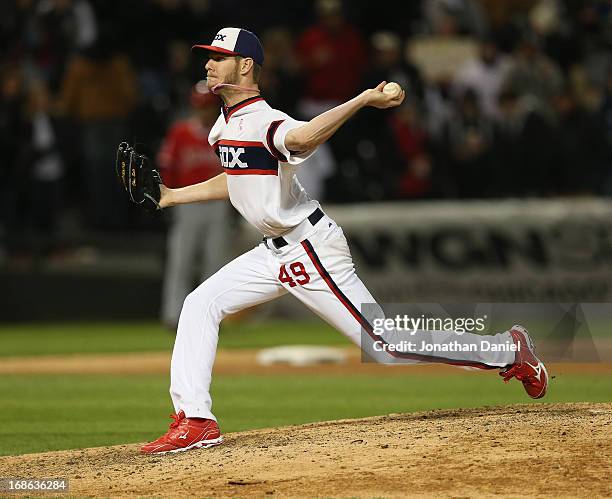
192, 28, 264, 66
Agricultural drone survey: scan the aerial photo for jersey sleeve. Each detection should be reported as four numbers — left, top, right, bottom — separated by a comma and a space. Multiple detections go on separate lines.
208, 113, 224, 148
264, 113, 316, 166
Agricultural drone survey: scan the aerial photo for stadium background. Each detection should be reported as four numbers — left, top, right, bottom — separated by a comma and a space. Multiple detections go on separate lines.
0, 1, 610, 494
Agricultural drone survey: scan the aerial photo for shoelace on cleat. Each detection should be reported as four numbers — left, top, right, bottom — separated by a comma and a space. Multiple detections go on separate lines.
500, 363, 537, 383
169, 411, 186, 429
501, 365, 515, 383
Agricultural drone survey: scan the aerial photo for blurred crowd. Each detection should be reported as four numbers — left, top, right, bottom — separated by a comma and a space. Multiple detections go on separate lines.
1, 0, 612, 259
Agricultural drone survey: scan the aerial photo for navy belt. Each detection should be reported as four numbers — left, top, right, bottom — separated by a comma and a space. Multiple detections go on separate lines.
268, 208, 324, 249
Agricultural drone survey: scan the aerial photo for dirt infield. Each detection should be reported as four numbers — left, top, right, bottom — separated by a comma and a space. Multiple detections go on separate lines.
1, 403, 610, 498
2, 349, 611, 376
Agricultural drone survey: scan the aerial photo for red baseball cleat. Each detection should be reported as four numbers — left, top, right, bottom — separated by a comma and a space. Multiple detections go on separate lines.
500, 325, 549, 399
141, 411, 223, 454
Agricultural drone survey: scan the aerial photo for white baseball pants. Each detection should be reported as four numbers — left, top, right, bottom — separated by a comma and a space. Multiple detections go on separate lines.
170, 212, 515, 420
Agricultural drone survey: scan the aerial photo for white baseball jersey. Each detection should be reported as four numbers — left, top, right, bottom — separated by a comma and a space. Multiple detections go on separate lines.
208, 96, 320, 236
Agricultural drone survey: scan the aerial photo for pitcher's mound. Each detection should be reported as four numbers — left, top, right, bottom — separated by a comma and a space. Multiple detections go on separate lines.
2, 403, 610, 497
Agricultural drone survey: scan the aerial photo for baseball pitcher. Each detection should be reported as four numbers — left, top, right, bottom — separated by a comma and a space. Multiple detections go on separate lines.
116, 28, 548, 455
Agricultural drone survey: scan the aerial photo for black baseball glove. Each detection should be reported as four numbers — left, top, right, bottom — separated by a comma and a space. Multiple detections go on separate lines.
116, 142, 162, 212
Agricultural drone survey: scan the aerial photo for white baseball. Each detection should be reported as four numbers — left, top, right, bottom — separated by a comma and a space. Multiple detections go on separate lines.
382, 82, 402, 98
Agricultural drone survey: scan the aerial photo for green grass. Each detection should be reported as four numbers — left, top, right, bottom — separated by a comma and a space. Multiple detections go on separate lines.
0, 320, 347, 356
0, 371, 609, 456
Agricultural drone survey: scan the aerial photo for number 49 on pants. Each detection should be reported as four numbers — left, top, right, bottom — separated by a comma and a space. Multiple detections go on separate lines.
278, 262, 310, 287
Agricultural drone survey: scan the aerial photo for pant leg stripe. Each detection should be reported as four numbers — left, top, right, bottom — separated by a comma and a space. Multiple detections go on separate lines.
301, 239, 495, 369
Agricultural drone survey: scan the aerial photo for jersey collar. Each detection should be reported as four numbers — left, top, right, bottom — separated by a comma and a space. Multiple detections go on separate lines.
222, 96, 265, 122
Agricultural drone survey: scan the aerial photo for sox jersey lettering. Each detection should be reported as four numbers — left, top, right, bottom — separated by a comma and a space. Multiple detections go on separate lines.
208, 96, 319, 237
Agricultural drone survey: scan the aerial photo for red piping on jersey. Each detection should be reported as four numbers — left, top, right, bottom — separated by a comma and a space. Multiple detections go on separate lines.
224, 169, 277, 176
266, 120, 288, 162
212, 139, 266, 150
222, 96, 264, 122
301, 239, 498, 369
